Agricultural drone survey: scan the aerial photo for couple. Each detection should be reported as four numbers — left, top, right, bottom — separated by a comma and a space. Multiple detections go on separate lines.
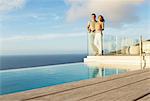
87, 13, 105, 56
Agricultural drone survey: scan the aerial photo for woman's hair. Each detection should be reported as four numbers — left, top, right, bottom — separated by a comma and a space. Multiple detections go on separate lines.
98, 15, 105, 22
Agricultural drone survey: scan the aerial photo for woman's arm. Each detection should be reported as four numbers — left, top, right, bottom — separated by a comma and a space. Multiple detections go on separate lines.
101, 22, 104, 31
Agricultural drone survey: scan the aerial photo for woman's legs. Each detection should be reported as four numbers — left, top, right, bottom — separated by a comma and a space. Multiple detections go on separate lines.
94, 33, 102, 55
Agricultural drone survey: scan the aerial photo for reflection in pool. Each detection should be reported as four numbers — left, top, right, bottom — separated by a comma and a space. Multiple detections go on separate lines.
0, 63, 127, 95
88, 66, 127, 78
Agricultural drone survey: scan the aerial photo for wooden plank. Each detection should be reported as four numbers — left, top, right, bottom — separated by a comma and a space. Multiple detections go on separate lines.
1, 69, 149, 101
137, 94, 150, 101
27, 71, 150, 101
80, 79, 150, 101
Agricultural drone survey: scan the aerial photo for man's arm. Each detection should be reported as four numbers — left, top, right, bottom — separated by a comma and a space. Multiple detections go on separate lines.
87, 22, 91, 33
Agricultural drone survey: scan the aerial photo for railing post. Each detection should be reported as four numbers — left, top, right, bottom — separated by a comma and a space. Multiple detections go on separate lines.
87, 32, 89, 56
115, 36, 117, 55
140, 36, 143, 69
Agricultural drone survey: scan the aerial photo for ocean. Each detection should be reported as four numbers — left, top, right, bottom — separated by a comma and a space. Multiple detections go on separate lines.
0, 54, 87, 70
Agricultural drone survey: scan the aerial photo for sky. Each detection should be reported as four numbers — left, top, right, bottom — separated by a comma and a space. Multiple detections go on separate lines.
0, 0, 150, 55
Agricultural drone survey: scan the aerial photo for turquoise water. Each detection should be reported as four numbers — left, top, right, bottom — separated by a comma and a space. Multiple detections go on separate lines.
0, 63, 127, 95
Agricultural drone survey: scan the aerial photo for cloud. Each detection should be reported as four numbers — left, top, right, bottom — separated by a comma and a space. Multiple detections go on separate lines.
65, 0, 145, 27
0, 0, 26, 14
0, 32, 86, 55
1, 32, 85, 42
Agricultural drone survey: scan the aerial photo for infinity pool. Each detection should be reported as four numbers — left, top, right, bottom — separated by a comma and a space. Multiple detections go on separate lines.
0, 63, 127, 95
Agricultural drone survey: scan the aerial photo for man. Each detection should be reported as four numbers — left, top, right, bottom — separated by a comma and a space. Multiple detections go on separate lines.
87, 13, 98, 56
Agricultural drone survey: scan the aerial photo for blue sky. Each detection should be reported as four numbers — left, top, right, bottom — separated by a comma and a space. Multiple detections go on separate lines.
0, 0, 150, 55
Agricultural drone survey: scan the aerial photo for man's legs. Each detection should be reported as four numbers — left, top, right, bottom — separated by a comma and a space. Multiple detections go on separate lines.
88, 32, 98, 55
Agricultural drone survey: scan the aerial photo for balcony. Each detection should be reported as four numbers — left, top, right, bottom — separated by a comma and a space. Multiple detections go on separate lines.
84, 34, 150, 69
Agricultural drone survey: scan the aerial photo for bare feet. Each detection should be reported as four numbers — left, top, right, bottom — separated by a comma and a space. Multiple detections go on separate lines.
95, 52, 99, 56
98, 54, 103, 56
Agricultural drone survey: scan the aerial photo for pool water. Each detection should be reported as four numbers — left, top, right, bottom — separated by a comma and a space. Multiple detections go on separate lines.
0, 63, 127, 95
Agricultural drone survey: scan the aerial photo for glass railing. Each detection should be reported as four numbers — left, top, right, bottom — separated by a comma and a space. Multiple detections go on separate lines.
87, 33, 150, 56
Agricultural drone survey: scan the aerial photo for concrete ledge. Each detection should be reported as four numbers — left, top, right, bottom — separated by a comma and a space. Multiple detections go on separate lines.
84, 56, 150, 68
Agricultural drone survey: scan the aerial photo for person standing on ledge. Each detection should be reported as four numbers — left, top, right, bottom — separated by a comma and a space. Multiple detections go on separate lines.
94, 15, 105, 55
87, 13, 99, 56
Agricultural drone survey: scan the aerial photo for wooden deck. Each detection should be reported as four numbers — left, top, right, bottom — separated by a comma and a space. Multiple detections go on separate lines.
0, 68, 150, 101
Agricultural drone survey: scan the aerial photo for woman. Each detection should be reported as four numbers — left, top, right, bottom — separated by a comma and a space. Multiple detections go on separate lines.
94, 15, 105, 55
